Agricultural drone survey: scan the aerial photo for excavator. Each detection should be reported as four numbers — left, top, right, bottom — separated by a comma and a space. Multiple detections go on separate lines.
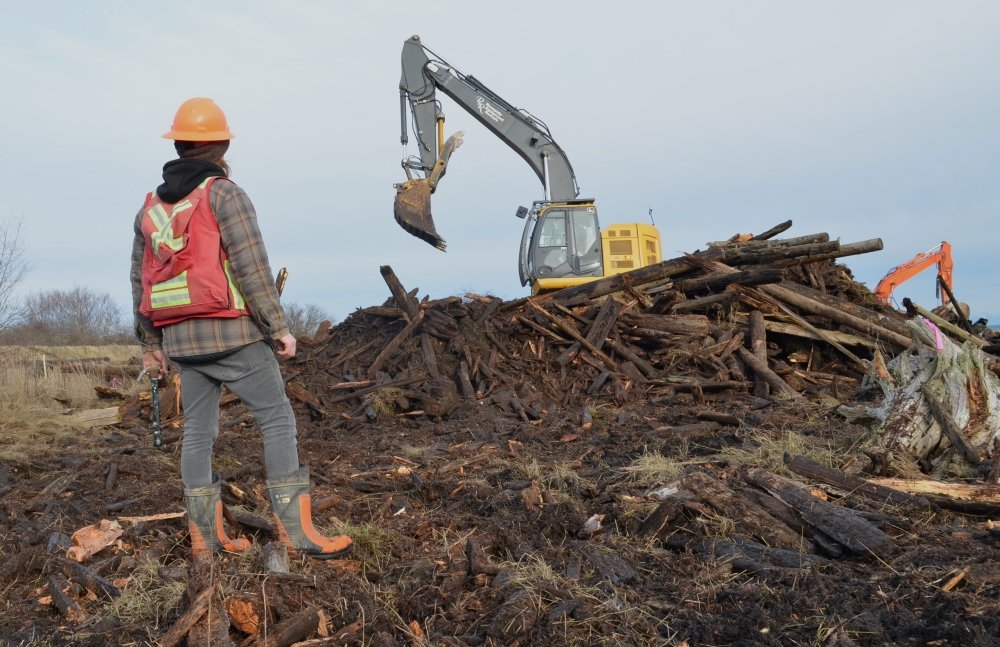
873, 241, 954, 306
393, 35, 662, 293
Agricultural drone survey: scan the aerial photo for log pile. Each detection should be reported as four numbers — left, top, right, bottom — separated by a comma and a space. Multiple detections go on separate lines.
280, 222, 902, 431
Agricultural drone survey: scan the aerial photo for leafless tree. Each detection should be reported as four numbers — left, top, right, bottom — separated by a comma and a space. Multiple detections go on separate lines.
282, 302, 335, 339
8, 287, 129, 345
0, 217, 29, 329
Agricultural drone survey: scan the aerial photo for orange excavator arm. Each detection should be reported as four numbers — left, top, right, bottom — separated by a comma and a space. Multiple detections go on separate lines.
873, 241, 953, 305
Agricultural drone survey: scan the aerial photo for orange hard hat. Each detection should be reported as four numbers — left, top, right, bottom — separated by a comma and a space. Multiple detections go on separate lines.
162, 98, 235, 141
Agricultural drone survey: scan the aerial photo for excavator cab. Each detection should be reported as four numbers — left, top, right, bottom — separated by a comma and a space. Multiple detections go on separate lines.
519, 202, 603, 291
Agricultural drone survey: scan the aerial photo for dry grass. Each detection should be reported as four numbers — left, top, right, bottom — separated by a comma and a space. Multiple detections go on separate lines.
518, 458, 593, 494
0, 344, 140, 463
327, 520, 398, 576
720, 428, 838, 475
620, 450, 684, 486
107, 557, 187, 628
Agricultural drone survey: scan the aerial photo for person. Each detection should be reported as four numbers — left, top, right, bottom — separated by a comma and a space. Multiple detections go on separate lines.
130, 98, 352, 559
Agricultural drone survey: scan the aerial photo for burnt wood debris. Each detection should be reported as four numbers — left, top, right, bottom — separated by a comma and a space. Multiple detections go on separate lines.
8, 221, 1000, 645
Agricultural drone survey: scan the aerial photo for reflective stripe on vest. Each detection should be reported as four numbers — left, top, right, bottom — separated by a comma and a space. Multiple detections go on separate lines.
222, 261, 246, 310
147, 200, 193, 257
150, 271, 192, 309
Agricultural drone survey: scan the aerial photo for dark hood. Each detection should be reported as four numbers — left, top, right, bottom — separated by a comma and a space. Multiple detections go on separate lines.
156, 158, 227, 203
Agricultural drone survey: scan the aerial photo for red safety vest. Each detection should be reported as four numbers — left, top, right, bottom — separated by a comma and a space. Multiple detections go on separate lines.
139, 176, 250, 326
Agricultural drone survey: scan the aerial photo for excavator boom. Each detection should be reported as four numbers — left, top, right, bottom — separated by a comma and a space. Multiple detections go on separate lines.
395, 34, 581, 251
873, 241, 954, 305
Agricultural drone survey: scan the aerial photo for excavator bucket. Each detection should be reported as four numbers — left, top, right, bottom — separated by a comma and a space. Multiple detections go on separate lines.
394, 179, 445, 250
393, 131, 464, 252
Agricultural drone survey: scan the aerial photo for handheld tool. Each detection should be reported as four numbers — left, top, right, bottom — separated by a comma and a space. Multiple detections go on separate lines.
148, 365, 164, 448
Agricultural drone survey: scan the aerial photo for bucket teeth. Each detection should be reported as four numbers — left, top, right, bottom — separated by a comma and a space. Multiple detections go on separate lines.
394, 180, 447, 251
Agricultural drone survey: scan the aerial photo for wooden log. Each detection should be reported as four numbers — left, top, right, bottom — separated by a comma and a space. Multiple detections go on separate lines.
624, 313, 710, 336
762, 284, 912, 349
783, 454, 932, 510
745, 468, 893, 555
757, 319, 879, 349
717, 232, 830, 248
736, 346, 800, 399
604, 338, 657, 379
647, 377, 746, 391
556, 297, 625, 366
528, 301, 618, 370
540, 241, 839, 306
696, 411, 742, 426
157, 586, 214, 647
48, 573, 86, 622
770, 238, 884, 268
55, 557, 120, 599
903, 299, 987, 348
776, 280, 911, 340
866, 478, 1000, 515
419, 332, 439, 377
674, 267, 784, 294
748, 310, 769, 398
687, 535, 827, 569
105, 461, 118, 492
750, 286, 869, 373
670, 291, 737, 314
253, 606, 321, 647
921, 385, 982, 466
379, 265, 419, 318
457, 360, 476, 400
682, 471, 805, 549
938, 276, 975, 334
380, 265, 442, 379
750, 219, 793, 240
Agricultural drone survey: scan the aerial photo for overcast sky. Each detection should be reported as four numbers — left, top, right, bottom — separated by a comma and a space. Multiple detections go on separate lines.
2, 1, 998, 324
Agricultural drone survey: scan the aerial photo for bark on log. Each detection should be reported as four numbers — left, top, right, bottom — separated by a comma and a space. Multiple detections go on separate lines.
48, 573, 86, 622
938, 276, 975, 334
904, 299, 987, 348
770, 238, 884, 268
528, 301, 618, 370
776, 279, 910, 340
750, 220, 793, 240
254, 606, 321, 647
540, 241, 840, 306
748, 310, 769, 397
624, 313, 710, 336
866, 478, 1000, 515
670, 291, 738, 314
783, 454, 932, 510
682, 471, 805, 549
745, 469, 893, 556
736, 346, 800, 399
921, 385, 983, 466
674, 267, 784, 295
157, 586, 214, 647
762, 284, 912, 349
758, 319, 879, 349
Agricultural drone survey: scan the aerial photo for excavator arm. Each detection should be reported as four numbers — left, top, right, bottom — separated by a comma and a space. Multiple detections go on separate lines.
873, 241, 954, 305
395, 34, 583, 251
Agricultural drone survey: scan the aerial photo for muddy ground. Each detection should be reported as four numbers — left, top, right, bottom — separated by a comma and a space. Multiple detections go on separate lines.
3, 297, 1000, 646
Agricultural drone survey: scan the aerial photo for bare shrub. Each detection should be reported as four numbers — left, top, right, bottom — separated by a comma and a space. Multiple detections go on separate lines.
3, 287, 130, 345
283, 302, 334, 339
0, 217, 29, 330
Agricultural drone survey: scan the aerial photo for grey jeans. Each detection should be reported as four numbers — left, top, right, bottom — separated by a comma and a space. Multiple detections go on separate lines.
177, 341, 299, 488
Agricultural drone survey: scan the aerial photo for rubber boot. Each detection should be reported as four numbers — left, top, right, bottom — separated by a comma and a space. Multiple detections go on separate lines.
184, 479, 252, 557
267, 467, 352, 559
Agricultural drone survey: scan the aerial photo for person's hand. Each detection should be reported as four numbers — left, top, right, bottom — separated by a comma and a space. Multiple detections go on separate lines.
274, 334, 297, 359
143, 349, 169, 375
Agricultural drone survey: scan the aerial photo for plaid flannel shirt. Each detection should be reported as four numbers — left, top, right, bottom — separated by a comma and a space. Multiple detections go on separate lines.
130, 179, 289, 359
